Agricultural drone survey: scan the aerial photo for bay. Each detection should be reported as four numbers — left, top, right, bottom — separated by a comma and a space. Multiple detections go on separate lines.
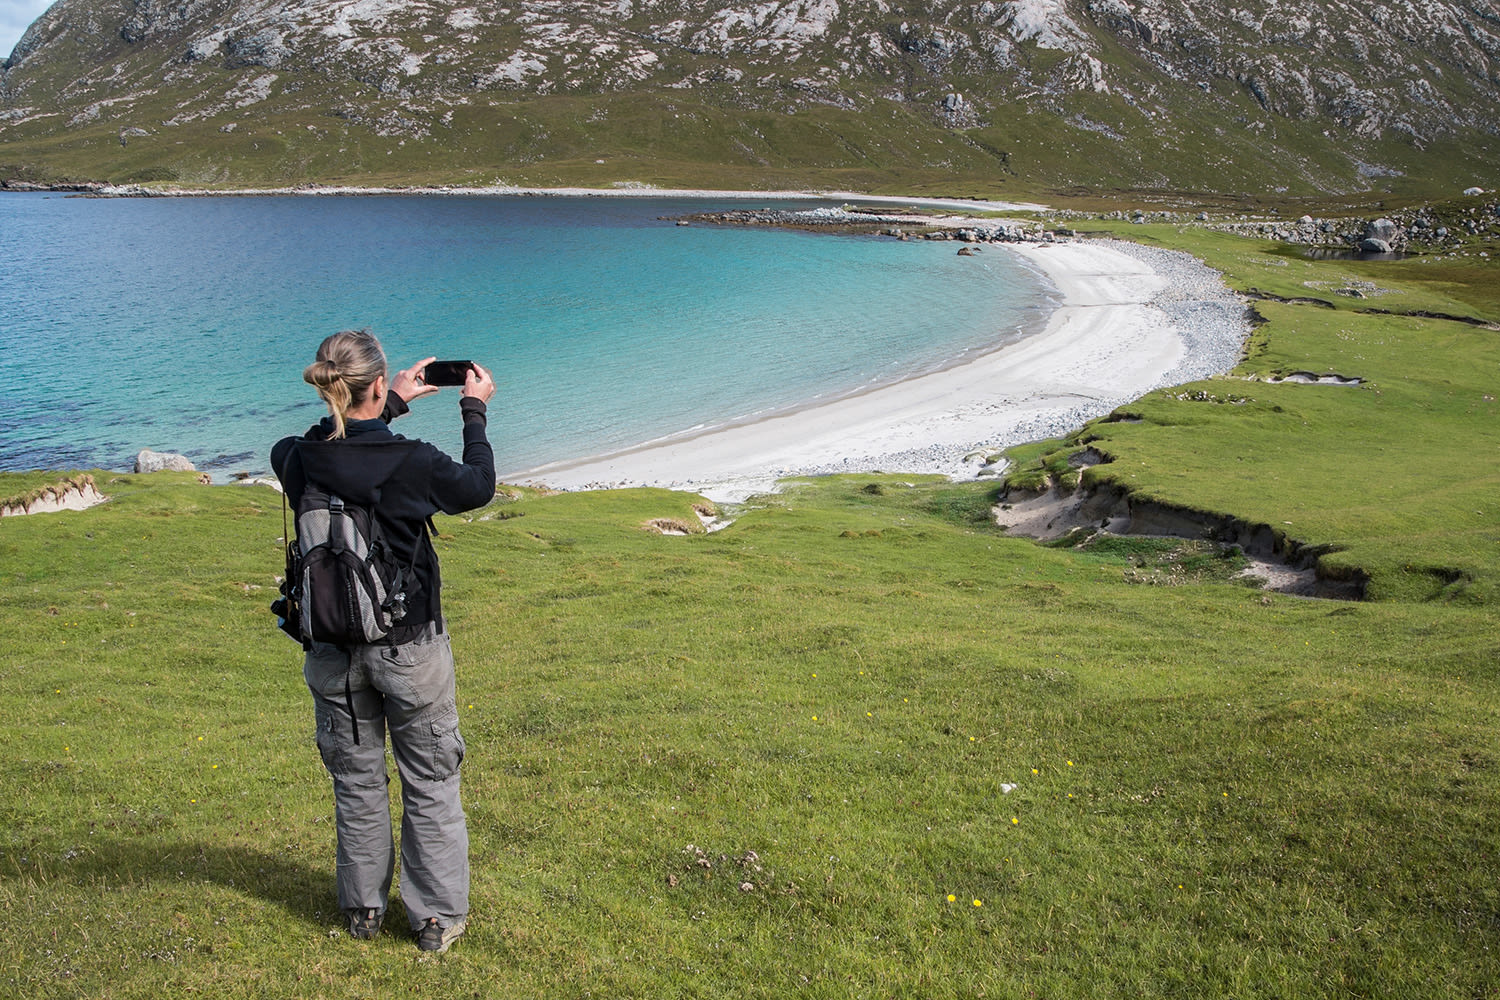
0, 193, 1053, 478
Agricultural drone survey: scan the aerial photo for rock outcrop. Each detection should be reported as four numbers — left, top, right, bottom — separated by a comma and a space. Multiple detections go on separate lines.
134, 449, 196, 473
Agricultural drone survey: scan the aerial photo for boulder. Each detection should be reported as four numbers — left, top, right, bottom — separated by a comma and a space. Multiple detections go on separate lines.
135, 449, 196, 473
1464, 187, 1485, 196
1364, 218, 1399, 242
1358, 238, 1392, 253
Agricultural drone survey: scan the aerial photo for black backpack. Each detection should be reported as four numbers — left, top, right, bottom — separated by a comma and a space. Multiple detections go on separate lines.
272, 483, 414, 648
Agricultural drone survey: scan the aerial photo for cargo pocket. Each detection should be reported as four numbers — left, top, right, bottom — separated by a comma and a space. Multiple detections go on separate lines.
429, 713, 466, 780
312, 702, 350, 776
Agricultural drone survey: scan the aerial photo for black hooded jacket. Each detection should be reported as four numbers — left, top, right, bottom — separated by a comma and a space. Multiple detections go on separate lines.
271, 393, 495, 639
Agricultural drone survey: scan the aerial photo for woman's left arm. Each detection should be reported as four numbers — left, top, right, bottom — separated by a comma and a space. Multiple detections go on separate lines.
384, 357, 441, 422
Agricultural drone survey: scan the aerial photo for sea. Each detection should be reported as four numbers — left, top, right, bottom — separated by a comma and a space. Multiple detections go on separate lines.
0, 193, 1055, 479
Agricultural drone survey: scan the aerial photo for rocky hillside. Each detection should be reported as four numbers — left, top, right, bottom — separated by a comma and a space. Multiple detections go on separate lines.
2, 0, 1497, 196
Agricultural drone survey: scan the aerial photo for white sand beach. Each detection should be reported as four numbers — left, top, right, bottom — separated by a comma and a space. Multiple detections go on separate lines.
504, 237, 1252, 501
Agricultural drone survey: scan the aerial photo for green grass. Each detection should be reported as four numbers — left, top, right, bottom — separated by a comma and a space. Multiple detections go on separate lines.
1100, 224, 1500, 319
4, 232, 1500, 998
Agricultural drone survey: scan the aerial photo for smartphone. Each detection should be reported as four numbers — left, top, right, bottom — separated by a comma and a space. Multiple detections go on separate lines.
423, 360, 474, 387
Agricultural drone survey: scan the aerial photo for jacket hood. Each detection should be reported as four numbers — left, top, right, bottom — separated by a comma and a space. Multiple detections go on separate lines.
293, 433, 423, 506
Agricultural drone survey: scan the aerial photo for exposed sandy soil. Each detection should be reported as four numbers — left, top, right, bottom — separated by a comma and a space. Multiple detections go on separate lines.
1, 478, 108, 517
994, 483, 1321, 596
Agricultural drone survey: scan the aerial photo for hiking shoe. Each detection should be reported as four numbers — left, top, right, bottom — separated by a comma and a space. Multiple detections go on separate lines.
416, 916, 466, 953
347, 907, 383, 940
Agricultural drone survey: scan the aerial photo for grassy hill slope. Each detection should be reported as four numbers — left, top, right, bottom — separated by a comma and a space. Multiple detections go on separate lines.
3, 0, 1497, 197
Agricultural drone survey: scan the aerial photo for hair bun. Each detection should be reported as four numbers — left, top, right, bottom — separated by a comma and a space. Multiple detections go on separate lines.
303, 358, 342, 389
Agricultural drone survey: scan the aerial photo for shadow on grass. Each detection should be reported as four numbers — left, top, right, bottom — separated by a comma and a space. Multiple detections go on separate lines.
70, 840, 334, 924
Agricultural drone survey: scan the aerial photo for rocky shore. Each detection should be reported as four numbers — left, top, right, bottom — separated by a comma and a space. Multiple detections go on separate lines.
678, 205, 1070, 243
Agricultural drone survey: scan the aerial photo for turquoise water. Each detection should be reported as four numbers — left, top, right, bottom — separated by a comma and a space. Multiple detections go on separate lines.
0, 194, 1053, 476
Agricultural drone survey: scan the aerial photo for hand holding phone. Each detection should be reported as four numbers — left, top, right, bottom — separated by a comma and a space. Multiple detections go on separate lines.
461, 362, 496, 404
390, 355, 440, 403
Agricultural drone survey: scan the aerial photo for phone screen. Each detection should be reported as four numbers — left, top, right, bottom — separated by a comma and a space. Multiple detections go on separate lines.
424, 361, 473, 387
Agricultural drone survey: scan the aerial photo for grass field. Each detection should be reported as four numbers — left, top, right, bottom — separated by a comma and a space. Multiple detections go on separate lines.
2, 227, 1498, 998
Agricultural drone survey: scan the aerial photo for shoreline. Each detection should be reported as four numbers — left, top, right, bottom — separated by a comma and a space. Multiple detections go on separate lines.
503, 237, 1251, 502
3, 180, 1045, 213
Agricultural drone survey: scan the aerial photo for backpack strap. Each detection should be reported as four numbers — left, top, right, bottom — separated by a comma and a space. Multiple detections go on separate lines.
273, 489, 311, 651
345, 671, 361, 747
327, 494, 347, 556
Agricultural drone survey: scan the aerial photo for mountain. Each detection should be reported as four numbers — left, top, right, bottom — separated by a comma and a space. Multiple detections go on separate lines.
2, 0, 1498, 197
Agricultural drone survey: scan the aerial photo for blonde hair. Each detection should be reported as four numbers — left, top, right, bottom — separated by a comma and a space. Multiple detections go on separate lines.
303, 329, 387, 439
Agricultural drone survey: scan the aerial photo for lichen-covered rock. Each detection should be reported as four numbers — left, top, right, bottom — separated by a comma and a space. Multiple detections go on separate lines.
224, 28, 292, 70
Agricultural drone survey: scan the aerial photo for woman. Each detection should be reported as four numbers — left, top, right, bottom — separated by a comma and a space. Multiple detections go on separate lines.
270, 329, 496, 953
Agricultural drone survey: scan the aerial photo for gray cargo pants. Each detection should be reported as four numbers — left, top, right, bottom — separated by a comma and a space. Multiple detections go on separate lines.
303, 624, 469, 931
